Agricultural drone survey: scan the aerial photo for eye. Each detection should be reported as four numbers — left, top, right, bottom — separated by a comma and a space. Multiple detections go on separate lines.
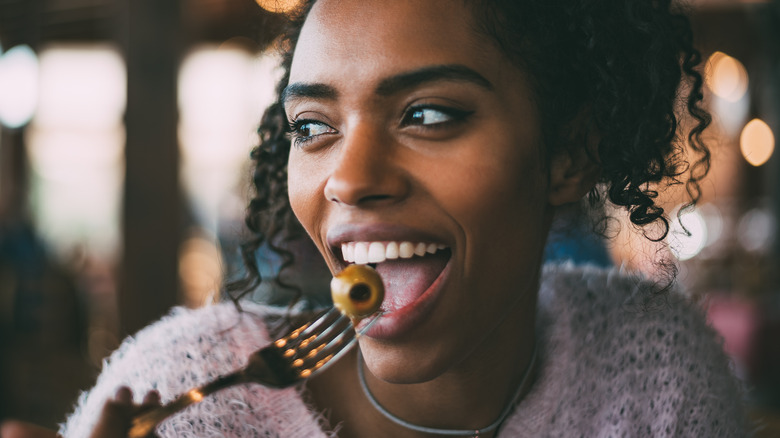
400, 104, 473, 129
288, 119, 337, 146
407, 108, 451, 125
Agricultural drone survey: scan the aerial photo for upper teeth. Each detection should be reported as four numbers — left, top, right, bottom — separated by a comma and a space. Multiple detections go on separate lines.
341, 241, 447, 264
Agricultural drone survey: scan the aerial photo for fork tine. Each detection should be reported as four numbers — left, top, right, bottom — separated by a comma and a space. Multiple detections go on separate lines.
291, 312, 383, 379
298, 313, 352, 351
292, 323, 355, 378
262, 309, 384, 382
294, 316, 353, 360
299, 307, 343, 337
296, 311, 348, 350
272, 307, 340, 349
287, 315, 351, 363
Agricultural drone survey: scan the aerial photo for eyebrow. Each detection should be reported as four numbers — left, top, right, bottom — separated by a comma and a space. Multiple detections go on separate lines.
282, 64, 493, 105
281, 82, 339, 104
375, 64, 493, 96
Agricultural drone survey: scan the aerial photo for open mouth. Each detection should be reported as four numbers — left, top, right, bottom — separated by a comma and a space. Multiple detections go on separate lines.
338, 241, 451, 313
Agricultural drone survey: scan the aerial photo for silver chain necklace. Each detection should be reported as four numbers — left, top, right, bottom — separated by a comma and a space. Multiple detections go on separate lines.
357, 345, 538, 437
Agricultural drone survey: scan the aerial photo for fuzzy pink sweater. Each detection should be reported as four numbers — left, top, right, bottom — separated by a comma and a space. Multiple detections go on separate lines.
60, 264, 751, 437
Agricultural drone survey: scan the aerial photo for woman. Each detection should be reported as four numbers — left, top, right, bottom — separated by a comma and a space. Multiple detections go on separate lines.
58, 0, 750, 436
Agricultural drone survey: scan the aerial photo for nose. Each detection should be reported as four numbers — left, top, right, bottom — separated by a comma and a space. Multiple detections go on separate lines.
323, 124, 410, 207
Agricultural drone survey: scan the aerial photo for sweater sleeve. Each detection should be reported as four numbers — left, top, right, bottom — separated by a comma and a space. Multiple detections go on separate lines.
59, 303, 330, 438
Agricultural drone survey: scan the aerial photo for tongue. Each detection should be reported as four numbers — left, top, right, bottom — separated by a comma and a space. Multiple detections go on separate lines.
374, 250, 451, 312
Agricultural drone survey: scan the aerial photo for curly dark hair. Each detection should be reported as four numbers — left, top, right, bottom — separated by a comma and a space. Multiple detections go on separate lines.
227, 0, 711, 302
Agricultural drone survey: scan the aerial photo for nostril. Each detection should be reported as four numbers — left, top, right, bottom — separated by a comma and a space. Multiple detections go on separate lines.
325, 184, 401, 206
357, 194, 394, 204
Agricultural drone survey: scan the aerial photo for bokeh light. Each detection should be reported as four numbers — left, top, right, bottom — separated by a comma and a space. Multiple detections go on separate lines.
737, 208, 775, 253
255, 0, 300, 13
178, 44, 281, 231
27, 44, 126, 258
669, 208, 708, 261
699, 203, 724, 248
0, 45, 39, 128
705, 51, 749, 103
739, 118, 775, 167
35, 44, 126, 128
179, 232, 223, 308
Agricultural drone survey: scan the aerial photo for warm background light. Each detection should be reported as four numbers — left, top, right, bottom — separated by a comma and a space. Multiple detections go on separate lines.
179, 232, 223, 307
740, 118, 775, 167
706, 51, 749, 103
255, 0, 300, 13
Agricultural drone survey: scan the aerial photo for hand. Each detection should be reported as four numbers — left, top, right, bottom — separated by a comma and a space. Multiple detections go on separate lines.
89, 387, 161, 438
0, 420, 58, 438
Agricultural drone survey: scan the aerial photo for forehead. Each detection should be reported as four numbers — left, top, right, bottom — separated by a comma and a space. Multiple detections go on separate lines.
289, 0, 504, 86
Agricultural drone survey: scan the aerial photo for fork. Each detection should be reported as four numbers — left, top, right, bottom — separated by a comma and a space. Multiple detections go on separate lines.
128, 306, 380, 438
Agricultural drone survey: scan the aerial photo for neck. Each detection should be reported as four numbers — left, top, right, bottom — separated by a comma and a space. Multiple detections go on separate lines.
361, 295, 538, 436
359, 344, 537, 437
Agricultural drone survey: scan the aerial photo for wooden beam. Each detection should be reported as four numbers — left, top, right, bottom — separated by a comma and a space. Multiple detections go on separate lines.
119, 0, 183, 337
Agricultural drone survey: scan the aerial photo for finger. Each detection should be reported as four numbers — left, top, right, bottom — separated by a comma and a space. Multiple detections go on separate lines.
141, 390, 161, 407
115, 386, 133, 404
88, 387, 136, 438
132, 391, 163, 437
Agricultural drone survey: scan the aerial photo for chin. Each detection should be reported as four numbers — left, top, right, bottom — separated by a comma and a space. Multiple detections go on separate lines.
359, 338, 453, 384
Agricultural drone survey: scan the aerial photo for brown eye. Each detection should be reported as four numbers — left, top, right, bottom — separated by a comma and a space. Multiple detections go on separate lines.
330, 264, 384, 320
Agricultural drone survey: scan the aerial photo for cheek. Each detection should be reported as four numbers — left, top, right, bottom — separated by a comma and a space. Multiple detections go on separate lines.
438, 146, 548, 227
287, 154, 324, 237
431, 137, 551, 268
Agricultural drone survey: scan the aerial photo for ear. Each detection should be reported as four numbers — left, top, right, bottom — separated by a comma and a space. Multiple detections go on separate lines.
547, 146, 601, 206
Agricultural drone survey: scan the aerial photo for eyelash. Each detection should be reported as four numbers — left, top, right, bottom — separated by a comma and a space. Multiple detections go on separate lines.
288, 119, 335, 147
287, 104, 473, 147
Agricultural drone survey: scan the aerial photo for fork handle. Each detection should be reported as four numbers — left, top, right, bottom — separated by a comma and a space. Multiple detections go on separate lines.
128, 371, 247, 438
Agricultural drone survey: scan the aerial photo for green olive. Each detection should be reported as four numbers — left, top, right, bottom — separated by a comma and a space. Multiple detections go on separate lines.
331, 264, 384, 320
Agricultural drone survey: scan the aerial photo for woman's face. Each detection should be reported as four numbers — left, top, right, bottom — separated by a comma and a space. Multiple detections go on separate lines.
285, 0, 554, 382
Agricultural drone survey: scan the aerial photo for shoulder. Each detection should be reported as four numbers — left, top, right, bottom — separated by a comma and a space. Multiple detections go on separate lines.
520, 264, 751, 436
60, 302, 329, 438
539, 263, 725, 349
540, 262, 668, 312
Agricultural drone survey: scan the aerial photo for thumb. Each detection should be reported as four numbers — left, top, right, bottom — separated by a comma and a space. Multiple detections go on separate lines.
89, 387, 136, 438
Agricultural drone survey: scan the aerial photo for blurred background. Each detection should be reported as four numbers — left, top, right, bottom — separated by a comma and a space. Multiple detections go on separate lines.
0, 0, 778, 434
